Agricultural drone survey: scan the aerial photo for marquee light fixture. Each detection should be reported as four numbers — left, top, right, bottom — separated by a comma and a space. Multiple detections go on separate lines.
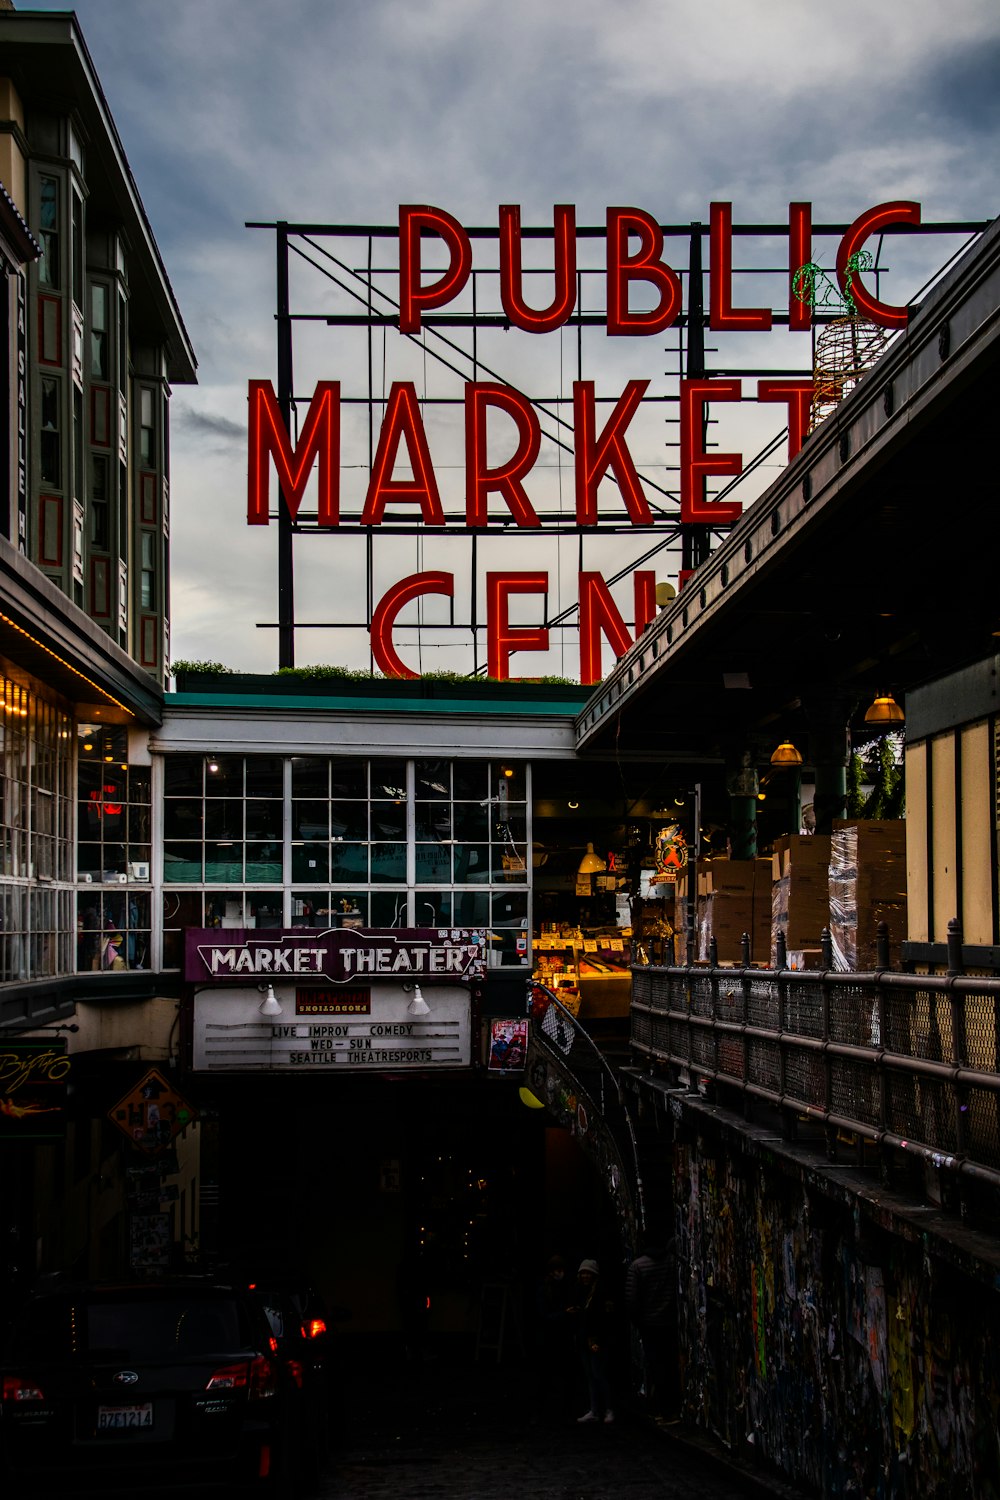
770, 740, 804, 767
258, 984, 282, 1018
864, 692, 905, 726
406, 983, 430, 1018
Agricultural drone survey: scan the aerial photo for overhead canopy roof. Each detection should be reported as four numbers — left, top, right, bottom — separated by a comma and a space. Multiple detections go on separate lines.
576, 216, 1000, 765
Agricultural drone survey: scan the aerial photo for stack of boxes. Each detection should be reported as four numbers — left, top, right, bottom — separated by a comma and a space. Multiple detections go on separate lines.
770, 834, 833, 968
697, 859, 773, 964
828, 820, 907, 970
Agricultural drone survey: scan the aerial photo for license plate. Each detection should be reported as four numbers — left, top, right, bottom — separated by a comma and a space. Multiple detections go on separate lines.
97, 1403, 153, 1430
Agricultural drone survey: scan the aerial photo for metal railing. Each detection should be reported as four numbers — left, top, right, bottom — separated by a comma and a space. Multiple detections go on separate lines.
529, 986, 647, 1235
630, 941, 1000, 1189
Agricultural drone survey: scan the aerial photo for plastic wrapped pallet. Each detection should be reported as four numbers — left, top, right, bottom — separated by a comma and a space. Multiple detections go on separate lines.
771, 834, 832, 966
829, 820, 906, 971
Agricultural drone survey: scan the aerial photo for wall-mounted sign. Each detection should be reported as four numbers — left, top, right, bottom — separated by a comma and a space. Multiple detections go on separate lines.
184, 927, 486, 984
0, 1039, 69, 1141
108, 1068, 198, 1154
247, 199, 932, 680
192, 985, 471, 1073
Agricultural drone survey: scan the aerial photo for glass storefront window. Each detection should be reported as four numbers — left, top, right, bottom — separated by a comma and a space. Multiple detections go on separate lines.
159, 755, 529, 969
0, 677, 74, 981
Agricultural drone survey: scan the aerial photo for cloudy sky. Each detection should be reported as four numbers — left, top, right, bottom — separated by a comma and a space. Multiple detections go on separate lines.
26, 0, 1000, 677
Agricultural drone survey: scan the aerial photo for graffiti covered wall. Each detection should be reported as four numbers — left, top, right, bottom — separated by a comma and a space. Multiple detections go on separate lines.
673, 1133, 1000, 1498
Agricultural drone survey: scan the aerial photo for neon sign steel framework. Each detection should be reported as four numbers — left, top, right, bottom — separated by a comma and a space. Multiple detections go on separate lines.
246, 205, 984, 682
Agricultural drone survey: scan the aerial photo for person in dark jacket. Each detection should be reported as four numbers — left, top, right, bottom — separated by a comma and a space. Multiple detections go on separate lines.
571, 1258, 616, 1424
625, 1238, 678, 1417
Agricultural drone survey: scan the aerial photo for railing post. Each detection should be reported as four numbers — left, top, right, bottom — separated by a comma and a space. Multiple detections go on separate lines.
709, 935, 719, 967
741, 931, 751, 967
821, 926, 834, 970
775, 930, 788, 971
876, 920, 890, 971
948, 919, 970, 1162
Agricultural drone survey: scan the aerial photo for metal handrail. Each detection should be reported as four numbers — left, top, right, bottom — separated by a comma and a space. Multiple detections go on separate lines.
630, 959, 1000, 1188
530, 985, 647, 1233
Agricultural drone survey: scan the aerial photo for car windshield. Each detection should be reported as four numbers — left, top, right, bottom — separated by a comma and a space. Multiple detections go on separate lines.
7, 1293, 247, 1360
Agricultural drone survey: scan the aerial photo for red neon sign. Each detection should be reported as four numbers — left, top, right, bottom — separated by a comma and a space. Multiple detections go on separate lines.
398, 205, 472, 335
361, 382, 444, 526
465, 385, 541, 528
247, 200, 928, 681
836, 201, 922, 328
679, 379, 743, 524
499, 204, 576, 334
371, 572, 454, 678
248, 380, 339, 526
606, 208, 683, 337
486, 572, 549, 679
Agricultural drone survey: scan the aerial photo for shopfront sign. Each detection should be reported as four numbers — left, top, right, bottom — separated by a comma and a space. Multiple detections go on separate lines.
0, 1038, 70, 1141
248, 200, 923, 681
192, 984, 471, 1073
184, 927, 487, 984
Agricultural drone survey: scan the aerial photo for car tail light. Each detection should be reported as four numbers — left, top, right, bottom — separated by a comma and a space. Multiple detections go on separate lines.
286, 1359, 304, 1390
306, 1318, 327, 1338
3, 1374, 45, 1402
249, 1356, 277, 1400
206, 1362, 250, 1390
205, 1357, 276, 1399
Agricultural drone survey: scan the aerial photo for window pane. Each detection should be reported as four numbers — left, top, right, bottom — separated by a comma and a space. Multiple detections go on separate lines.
163, 843, 202, 881
245, 799, 281, 839
370, 844, 406, 882
330, 801, 368, 839
453, 761, 488, 800
454, 891, 490, 927
370, 892, 405, 927
205, 846, 244, 882
370, 801, 405, 839
205, 756, 241, 795
164, 799, 203, 839
247, 892, 282, 928
369, 760, 406, 799
329, 759, 367, 799
203, 799, 242, 839
416, 892, 452, 925
415, 802, 450, 840
453, 803, 489, 841
330, 843, 368, 881
291, 756, 329, 798
454, 845, 490, 883
292, 844, 329, 881
414, 761, 450, 799
292, 800, 329, 840
245, 757, 283, 797
415, 844, 451, 883
164, 756, 203, 795
244, 846, 282, 882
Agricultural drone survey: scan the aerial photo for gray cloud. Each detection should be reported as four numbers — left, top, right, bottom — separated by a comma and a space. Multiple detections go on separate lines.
28, 0, 1000, 672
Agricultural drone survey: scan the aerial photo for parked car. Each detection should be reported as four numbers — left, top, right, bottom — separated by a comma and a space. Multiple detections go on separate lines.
243, 1277, 338, 1485
0, 1277, 301, 1495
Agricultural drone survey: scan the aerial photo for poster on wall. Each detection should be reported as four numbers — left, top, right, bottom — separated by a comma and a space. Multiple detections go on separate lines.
130, 1212, 170, 1269
488, 1018, 528, 1072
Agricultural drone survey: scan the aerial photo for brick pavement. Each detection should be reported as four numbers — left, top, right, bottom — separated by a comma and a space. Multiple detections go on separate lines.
319, 1342, 811, 1500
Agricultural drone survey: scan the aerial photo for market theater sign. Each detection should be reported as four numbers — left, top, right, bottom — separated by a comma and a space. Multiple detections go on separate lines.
248, 200, 920, 681
187, 929, 480, 1074
185, 927, 487, 983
